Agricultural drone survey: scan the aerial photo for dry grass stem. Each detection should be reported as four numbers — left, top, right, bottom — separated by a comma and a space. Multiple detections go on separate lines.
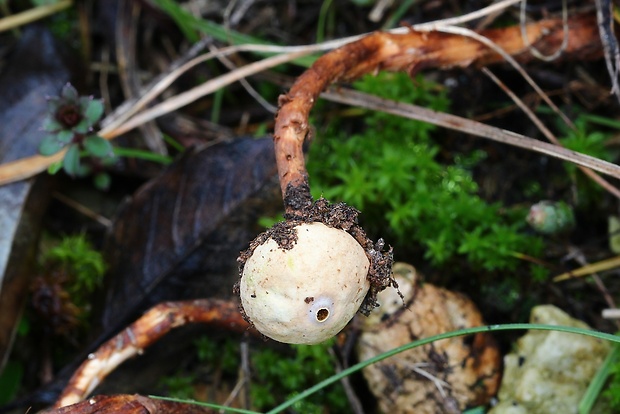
482, 67, 620, 199
322, 88, 620, 179
0, 0, 72, 32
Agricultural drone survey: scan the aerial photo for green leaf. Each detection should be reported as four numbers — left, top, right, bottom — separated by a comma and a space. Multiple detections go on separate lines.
62, 144, 80, 176
60, 83, 79, 101
579, 344, 620, 414
39, 135, 64, 156
84, 98, 104, 125
84, 135, 113, 158
57, 129, 74, 144
73, 118, 91, 134
41, 115, 63, 132
47, 160, 63, 175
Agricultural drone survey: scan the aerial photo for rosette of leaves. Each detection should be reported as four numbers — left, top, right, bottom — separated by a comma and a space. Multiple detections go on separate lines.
39, 83, 115, 189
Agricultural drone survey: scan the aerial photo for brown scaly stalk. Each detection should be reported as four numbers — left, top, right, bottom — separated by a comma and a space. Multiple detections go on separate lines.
54, 299, 253, 408
273, 12, 600, 215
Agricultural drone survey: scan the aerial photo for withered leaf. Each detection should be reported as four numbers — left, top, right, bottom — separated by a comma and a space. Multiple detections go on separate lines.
101, 137, 279, 330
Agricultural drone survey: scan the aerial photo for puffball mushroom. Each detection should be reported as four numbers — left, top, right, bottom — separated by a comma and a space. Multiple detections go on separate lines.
239, 222, 370, 344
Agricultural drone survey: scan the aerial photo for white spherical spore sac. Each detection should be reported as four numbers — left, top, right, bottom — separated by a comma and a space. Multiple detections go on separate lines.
240, 222, 370, 344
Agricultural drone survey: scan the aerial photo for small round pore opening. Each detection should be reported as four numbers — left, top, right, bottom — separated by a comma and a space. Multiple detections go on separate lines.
316, 308, 329, 322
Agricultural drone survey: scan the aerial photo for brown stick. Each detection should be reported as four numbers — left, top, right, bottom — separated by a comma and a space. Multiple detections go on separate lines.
44, 394, 217, 414
55, 299, 253, 408
273, 13, 601, 214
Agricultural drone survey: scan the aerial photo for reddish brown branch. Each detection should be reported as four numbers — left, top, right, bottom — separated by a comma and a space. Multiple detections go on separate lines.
55, 299, 253, 408
273, 13, 601, 214
44, 394, 216, 414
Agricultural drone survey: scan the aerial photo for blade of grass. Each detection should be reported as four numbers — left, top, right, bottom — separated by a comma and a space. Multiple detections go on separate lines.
151, 0, 524, 68
112, 147, 173, 165
579, 343, 620, 414
316, 0, 334, 43
382, 0, 419, 29
267, 324, 620, 414
211, 88, 224, 124
537, 106, 620, 130
149, 0, 199, 42
581, 113, 620, 130
151, 0, 318, 67
162, 133, 185, 153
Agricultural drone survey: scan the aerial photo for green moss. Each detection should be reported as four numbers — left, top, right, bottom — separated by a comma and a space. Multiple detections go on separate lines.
42, 233, 105, 303
190, 336, 350, 412
308, 72, 543, 271
250, 339, 350, 412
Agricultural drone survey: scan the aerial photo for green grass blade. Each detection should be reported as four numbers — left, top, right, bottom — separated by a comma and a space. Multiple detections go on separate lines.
149, 0, 199, 42
150, 0, 318, 67
579, 343, 620, 414
268, 324, 620, 414
382, 0, 420, 29
113, 147, 173, 164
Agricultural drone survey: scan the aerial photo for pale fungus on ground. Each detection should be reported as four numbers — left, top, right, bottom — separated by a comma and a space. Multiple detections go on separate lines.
239, 222, 370, 344
236, 199, 394, 344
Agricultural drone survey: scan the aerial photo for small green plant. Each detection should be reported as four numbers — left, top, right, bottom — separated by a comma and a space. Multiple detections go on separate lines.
194, 335, 239, 374
186, 336, 349, 412
158, 373, 198, 400
30, 234, 106, 335
39, 83, 115, 190
250, 339, 350, 413
43, 234, 106, 297
308, 72, 543, 271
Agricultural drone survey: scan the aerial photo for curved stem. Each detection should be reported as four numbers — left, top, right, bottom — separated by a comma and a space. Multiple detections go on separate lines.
272, 13, 599, 215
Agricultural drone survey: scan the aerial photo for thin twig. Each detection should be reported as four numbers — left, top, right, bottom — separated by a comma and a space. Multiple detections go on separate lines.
105, 50, 311, 138
482, 67, 620, 199
563, 246, 618, 326
55, 299, 253, 408
52, 192, 112, 228
0, 0, 72, 32
595, 0, 620, 100
436, 24, 576, 129
322, 88, 620, 179
207, 43, 277, 113
520, 0, 569, 61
